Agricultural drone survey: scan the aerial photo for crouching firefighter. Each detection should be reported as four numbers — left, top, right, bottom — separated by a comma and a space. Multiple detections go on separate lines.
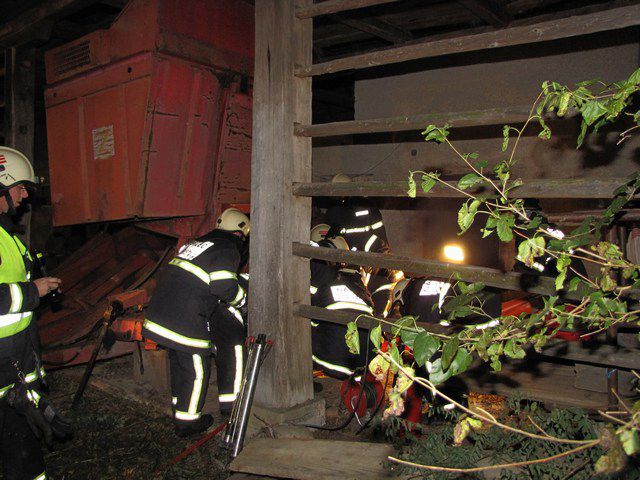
0, 147, 72, 480
309, 232, 374, 379
143, 208, 249, 436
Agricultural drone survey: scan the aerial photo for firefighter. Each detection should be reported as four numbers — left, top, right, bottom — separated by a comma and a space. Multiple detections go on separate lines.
142, 208, 249, 436
391, 277, 502, 330
309, 230, 374, 378
0, 147, 69, 480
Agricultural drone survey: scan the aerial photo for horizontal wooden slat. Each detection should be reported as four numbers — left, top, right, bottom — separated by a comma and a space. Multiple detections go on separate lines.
294, 242, 568, 297
296, 4, 640, 76
295, 0, 400, 19
295, 106, 535, 137
293, 178, 633, 199
540, 339, 640, 370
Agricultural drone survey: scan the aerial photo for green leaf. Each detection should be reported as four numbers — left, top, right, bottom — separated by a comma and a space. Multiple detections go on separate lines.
568, 277, 581, 292
457, 199, 480, 234
490, 357, 502, 372
577, 121, 588, 147
502, 125, 510, 152
441, 336, 460, 371
389, 344, 401, 373
369, 325, 382, 350
555, 269, 567, 291
392, 316, 417, 338
422, 124, 450, 143
497, 215, 514, 242
504, 339, 526, 359
413, 333, 440, 367
449, 348, 473, 376
627, 67, 640, 86
457, 173, 483, 190
407, 174, 416, 198
581, 100, 607, 126
421, 173, 438, 193
556, 91, 571, 117
620, 429, 640, 456
345, 322, 360, 355
599, 273, 617, 292
428, 358, 452, 386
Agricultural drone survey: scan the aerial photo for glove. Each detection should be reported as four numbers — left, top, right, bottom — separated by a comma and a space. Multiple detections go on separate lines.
6, 384, 53, 447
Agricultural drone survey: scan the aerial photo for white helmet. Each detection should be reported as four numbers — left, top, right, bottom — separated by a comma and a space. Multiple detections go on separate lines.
331, 173, 351, 184
392, 278, 410, 306
310, 224, 330, 244
0, 147, 37, 190
325, 235, 349, 251
216, 208, 250, 237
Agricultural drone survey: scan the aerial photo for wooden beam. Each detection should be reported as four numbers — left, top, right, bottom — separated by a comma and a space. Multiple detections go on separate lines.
0, 0, 94, 47
334, 14, 412, 44
296, 0, 400, 19
292, 178, 635, 199
295, 106, 534, 137
296, 3, 640, 76
249, 0, 314, 409
295, 304, 450, 335
548, 209, 640, 224
457, 0, 511, 28
293, 243, 567, 297
540, 340, 640, 370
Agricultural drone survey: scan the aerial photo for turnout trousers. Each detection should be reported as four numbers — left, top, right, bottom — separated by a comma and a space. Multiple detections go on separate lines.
312, 321, 370, 379
169, 350, 212, 426
0, 400, 45, 480
210, 305, 246, 413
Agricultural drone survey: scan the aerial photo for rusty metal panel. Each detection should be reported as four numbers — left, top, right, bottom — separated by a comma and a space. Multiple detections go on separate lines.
215, 92, 252, 205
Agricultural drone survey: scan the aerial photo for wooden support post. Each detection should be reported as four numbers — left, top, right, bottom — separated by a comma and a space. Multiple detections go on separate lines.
249, 0, 315, 411
4, 46, 35, 246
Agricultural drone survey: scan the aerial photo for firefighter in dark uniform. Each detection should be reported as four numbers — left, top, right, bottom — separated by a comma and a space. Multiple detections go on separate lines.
309, 227, 374, 378
0, 147, 67, 480
143, 208, 249, 436
391, 277, 502, 330
325, 174, 400, 315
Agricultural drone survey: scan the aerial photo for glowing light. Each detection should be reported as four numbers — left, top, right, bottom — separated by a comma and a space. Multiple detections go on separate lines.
393, 270, 405, 282
443, 244, 464, 262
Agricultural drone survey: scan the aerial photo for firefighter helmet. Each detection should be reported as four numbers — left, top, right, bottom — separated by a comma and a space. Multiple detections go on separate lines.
0, 147, 37, 190
391, 278, 410, 305
331, 173, 352, 184
216, 208, 250, 237
310, 224, 330, 244
325, 235, 349, 251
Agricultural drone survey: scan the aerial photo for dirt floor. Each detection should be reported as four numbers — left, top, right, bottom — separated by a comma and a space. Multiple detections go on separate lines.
32, 354, 371, 480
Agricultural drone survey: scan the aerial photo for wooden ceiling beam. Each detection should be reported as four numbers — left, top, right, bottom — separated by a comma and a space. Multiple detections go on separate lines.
292, 178, 636, 199
333, 13, 412, 44
0, 0, 95, 47
457, 0, 511, 28
298, 3, 640, 77
297, 0, 401, 19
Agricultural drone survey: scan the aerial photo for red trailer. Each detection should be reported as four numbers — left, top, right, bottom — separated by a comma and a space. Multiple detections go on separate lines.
40, 0, 254, 366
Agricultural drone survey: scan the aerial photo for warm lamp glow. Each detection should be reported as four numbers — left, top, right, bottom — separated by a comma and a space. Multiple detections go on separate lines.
443, 244, 464, 262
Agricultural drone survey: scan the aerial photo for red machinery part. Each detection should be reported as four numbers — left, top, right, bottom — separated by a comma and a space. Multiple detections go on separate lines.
44, 0, 253, 238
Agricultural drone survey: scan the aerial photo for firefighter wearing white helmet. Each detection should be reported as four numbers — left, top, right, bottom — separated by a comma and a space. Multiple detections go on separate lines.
143, 208, 250, 435
0, 146, 69, 480
309, 229, 374, 378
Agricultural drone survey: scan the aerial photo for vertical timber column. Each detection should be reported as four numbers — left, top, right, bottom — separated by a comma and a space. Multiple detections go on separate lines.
249, 0, 313, 408
4, 46, 35, 246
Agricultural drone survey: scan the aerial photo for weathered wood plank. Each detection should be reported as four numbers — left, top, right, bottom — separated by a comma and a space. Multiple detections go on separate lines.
296, 0, 400, 19
457, 0, 511, 28
296, 4, 640, 76
334, 14, 412, 44
0, 0, 90, 47
230, 438, 397, 479
540, 340, 640, 370
249, 0, 314, 409
293, 242, 567, 297
295, 106, 534, 137
293, 178, 634, 199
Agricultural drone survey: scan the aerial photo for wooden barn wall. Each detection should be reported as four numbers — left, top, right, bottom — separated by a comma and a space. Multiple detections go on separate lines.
312, 30, 640, 268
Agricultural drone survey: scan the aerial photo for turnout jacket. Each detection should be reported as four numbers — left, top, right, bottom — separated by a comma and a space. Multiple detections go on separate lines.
399, 277, 501, 328
326, 198, 389, 254
143, 230, 246, 355
0, 215, 43, 399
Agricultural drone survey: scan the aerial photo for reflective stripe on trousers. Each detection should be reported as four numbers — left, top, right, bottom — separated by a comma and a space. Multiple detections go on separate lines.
175, 354, 205, 421
219, 345, 244, 405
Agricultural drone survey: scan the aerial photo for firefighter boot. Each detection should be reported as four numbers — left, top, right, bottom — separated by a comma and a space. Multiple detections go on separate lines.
175, 414, 214, 437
